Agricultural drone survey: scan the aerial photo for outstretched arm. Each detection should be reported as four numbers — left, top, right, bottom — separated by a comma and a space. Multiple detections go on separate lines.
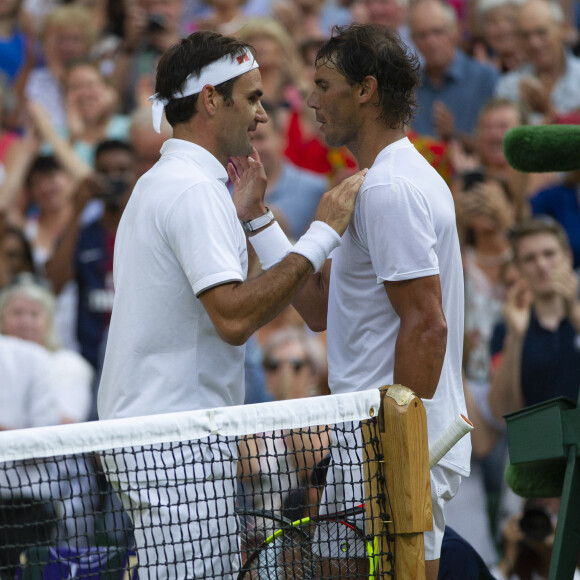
202, 164, 366, 346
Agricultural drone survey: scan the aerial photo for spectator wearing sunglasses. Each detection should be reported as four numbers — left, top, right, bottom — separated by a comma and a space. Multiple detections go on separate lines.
262, 326, 327, 401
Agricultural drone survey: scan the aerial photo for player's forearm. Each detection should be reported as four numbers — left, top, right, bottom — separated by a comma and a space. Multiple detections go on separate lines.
393, 319, 447, 399
488, 333, 524, 421
202, 253, 314, 346
292, 262, 330, 332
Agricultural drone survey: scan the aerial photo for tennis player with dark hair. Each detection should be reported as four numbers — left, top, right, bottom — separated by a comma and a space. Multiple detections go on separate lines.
283, 24, 470, 579
96, 31, 366, 579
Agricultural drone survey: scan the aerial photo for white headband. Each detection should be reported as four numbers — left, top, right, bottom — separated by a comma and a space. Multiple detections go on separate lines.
148, 49, 259, 133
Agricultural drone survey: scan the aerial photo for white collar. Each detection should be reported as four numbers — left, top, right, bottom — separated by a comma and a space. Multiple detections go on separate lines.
160, 139, 229, 184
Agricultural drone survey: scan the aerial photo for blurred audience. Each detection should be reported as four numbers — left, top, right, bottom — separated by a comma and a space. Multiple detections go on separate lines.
0, 278, 93, 424
0, 0, 30, 88
495, 0, 580, 125
235, 17, 304, 109
472, 0, 523, 74
61, 59, 130, 165
529, 170, 580, 269
24, 4, 98, 132
249, 103, 328, 239
409, 0, 499, 141
488, 217, 580, 422
195, 0, 249, 34
0, 224, 35, 283
0, 0, 578, 571
491, 497, 580, 579
46, 139, 136, 372
446, 175, 517, 567
357, 0, 418, 58
20, 155, 76, 274
262, 326, 328, 400
110, 0, 183, 113
450, 97, 555, 209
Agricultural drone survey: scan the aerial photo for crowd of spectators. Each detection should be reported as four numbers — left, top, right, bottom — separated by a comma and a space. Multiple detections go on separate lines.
1, 0, 580, 577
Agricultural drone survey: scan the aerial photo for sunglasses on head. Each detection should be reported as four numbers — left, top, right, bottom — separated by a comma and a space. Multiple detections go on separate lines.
262, 358, 308, 373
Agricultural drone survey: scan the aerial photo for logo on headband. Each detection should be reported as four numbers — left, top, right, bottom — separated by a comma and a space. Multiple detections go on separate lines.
236, 53, 250, 65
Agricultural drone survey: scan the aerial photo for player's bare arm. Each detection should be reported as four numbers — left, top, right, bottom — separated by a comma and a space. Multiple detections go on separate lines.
203, 166, 366, 345
291, 259, 332, 332
385, 274, 447, 399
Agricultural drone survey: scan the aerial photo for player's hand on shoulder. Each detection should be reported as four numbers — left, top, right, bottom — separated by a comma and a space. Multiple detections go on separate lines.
314, 169, 368, 236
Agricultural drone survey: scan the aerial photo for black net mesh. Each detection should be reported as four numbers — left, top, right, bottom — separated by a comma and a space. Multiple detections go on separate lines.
0, 398, 395, 579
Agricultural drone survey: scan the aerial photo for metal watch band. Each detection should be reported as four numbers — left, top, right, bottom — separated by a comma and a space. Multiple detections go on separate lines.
241, 208, 275, 233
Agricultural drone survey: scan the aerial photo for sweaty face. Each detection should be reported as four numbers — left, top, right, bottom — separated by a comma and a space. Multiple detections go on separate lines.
217, 68, 267, 159
307, 62, 360, 148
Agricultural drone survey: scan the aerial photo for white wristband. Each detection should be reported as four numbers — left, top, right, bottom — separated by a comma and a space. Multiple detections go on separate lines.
291, 221, 341, 272
248, 221, 292, 270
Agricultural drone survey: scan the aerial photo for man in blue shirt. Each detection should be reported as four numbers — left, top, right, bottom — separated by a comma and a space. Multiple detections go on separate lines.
409, 0, 499, 140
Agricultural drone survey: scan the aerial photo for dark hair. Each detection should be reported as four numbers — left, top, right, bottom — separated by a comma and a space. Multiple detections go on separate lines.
0, 226, 35, 275
511, 216, 571, 260
315, 24, 420, 128
25, 155, 61, 188
95, 139, 134, 159
155, 31, 254, 128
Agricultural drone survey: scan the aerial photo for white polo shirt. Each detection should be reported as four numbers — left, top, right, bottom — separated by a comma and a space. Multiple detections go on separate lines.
327, 137, 470, 477
98, 139, 248, 420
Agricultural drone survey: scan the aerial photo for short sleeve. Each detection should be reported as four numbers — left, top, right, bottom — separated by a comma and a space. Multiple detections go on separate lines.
356, 181, 439, 283
164, 183, 245, 296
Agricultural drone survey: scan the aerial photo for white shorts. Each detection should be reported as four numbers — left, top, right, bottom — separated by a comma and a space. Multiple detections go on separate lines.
317, 428, 462, 561
102, 439, 240, 579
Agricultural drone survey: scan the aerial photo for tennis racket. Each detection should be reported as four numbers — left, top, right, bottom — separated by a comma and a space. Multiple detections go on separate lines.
237, 505, 376, 580
238, 413, 473, 579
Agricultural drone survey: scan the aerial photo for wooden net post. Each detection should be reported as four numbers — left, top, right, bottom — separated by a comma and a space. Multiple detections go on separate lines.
362, 384, 432, 579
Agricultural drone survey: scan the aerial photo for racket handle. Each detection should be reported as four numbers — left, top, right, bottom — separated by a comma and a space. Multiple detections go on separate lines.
429, 414, 474, 468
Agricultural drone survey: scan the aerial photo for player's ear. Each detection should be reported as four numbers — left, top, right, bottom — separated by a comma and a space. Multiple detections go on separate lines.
201, 84, 220, 116
359, 76, 378, 104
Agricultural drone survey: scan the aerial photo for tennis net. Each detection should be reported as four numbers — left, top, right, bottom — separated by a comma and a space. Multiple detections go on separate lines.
0, 388, 421, 580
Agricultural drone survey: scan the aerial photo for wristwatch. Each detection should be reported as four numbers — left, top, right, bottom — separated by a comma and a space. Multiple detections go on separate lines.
241, 208, 275, 233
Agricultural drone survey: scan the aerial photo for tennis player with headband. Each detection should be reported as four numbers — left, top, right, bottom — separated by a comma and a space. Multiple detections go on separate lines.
97, 31, 367, 579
